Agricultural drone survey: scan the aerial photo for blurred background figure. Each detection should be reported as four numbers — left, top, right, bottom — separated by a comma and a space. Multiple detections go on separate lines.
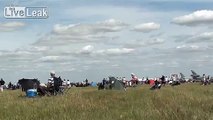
0, 78, 5, 92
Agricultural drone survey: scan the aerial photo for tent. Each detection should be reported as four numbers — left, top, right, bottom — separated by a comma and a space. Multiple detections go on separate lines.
109, 77, 125, 90
91, 82, 97, 87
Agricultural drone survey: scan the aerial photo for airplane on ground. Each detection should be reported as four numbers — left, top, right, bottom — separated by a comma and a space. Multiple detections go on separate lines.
191, 70, 204, 82
180, 72, 194, 82
180, 73, 187, 82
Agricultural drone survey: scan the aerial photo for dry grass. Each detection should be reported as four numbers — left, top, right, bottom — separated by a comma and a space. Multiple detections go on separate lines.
0, 84, 212, 120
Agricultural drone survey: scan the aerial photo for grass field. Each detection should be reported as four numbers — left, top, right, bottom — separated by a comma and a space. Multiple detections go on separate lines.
0, 84, 212, 120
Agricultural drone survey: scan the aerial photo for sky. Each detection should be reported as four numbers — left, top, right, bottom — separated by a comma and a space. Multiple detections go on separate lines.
0, 0, 213, 83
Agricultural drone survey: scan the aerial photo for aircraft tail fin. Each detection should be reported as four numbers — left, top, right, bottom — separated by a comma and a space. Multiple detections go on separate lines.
191, 70, 197, 76
180, 73, 185, 79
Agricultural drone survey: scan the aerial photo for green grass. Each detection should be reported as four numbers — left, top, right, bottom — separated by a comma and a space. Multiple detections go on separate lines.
0, 84, 212, 120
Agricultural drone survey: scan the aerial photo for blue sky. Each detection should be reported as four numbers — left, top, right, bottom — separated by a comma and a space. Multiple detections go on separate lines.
0, 0, 213, 83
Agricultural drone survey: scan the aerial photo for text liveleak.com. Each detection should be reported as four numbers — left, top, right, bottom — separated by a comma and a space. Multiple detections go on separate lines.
4, 6, 48, 19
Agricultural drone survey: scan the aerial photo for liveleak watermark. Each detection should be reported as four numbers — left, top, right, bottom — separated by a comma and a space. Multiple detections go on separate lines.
4, 6, 48, 19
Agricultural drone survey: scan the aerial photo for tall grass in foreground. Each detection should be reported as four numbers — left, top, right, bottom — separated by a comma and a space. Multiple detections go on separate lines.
0, 84, 212, 120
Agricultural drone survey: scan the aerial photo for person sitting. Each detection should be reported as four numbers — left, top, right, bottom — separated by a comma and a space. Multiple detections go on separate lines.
37, 83, 47, 96
150, 79, 161, 90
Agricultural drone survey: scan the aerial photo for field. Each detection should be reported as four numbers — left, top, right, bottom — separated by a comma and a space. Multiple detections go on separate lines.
0, 84, 212, 120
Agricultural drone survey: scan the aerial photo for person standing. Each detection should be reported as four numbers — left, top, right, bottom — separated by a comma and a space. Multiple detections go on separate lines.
131, 73, 138, 85
207, 75, 210, 85
62, 79, 67, 86
49, 71, 62, 95
160, 75, 166, 86
85, 79, 89, 86
67, 80, 70, 87
102, 78, 106, 86
0, 78, 5, 92
203, 74, 207, 85
48, 72, 54, 86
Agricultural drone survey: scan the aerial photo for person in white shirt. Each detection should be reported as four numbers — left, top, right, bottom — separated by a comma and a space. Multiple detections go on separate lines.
203, 74, 207, 85
165, 76, 169, 83
48, 71, 55, 87
0, 78, 5, 92
62, 79, 67, 86
67, 80, 70, 87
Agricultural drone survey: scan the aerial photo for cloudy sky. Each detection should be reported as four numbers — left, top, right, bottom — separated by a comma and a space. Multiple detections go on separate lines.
0, 0, 213, 83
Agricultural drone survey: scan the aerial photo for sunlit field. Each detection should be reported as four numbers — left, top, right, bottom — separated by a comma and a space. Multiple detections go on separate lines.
0, 84, 212, 120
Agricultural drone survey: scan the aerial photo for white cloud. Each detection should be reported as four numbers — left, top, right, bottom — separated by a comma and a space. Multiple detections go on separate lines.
79, 45, 94, 54
111, 64, 119, 67
176, 44, 206, 52
176, 44, 199, 49
132, 22, 160, 32
95, 48, 134, 55
0, 49, 33, 58
76, 46, 135, 56
124, 38, 165, 48
37, 56, 62, 62
35, 19, 128, 46
152, 62, 165, 66
30, 46, 50, 52
189, 32, 213, 43
17, 46, 50, 53
53, 18, 128, 35
172, 10, 213, 26
34, 34, 110, 46
98, 19, 127, 26
147, 38, 164, 45
0, 22, 26, 32
174, 32, 213, 43
61, 68, 76, 72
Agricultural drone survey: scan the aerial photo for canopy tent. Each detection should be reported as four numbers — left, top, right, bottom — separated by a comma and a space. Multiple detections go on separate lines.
109, 77, 125, 90
91, 82, 97, 87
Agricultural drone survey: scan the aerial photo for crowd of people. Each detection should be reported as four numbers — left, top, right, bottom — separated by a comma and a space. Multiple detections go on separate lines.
98, 72, 213, 91
0, 79, 21, 92
0, 71, 212, 94
202, 74, 211, 85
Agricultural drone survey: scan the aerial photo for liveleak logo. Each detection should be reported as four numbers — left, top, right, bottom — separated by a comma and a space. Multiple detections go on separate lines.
4, 6, 48, 19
